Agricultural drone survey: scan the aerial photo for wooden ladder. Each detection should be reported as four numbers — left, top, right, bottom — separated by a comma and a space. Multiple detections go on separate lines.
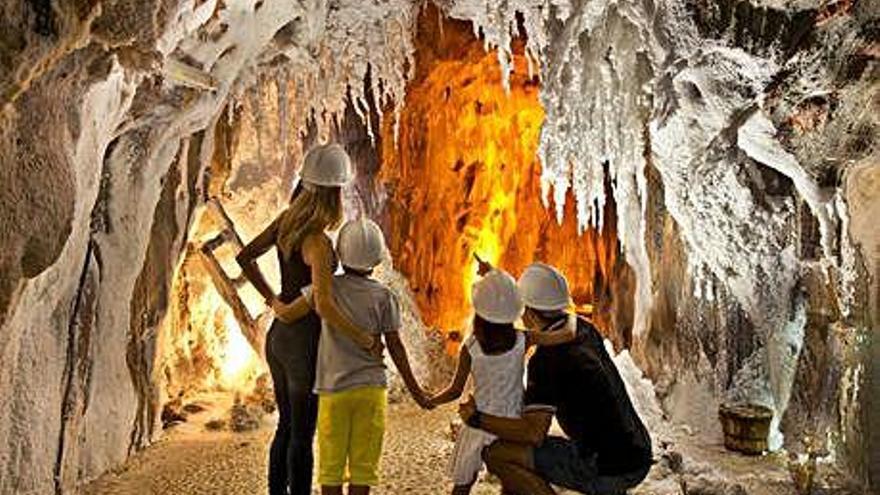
195, 198, 267, 359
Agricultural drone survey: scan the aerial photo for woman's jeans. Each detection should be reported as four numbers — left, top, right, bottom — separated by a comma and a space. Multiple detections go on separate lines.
266, 315, 321, 495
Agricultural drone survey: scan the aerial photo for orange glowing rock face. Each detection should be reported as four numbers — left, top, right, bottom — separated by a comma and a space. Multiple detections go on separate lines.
381, 17, 618, 334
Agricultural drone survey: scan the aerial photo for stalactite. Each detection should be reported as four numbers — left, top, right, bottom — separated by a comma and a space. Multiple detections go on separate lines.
284, 0, 419, 142
248, 84, 264, 171
276, 76, 289, 173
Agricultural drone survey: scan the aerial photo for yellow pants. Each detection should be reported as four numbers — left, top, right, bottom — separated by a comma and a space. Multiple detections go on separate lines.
317, 386, 387, 487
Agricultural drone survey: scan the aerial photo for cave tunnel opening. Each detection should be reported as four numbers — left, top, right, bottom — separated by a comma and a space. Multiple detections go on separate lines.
376, 9, 628, 348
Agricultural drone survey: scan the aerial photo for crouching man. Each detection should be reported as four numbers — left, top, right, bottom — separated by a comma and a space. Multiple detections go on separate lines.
459, 263, 652, 495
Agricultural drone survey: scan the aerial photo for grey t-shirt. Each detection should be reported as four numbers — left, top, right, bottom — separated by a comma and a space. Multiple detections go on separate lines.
303, 273, 401, 394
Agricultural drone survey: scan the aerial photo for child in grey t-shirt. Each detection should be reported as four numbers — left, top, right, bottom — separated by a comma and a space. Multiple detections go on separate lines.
304, 272, 405, 394
272, 218, 430, 494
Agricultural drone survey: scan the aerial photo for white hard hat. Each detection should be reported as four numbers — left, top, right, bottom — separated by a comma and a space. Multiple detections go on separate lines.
337, 217, 387, 270
300, 143, 354, 187
518, 263, 572, 311
472, 270, 524, 324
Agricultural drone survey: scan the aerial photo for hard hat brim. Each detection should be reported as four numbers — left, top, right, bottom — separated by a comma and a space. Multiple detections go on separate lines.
340, 260, 383, 271
522, 299, 572, 311
474, 309, 523, 324
301, 176, 352, 187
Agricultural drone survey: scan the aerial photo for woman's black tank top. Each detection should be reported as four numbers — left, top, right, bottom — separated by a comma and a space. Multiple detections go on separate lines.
276, 247, 312, 304
275, 234, 337, 303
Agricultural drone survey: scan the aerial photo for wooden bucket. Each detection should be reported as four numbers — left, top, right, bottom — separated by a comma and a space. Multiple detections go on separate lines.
718, 403, 773, 455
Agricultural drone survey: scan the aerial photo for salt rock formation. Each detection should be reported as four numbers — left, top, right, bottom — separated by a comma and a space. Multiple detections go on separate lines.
0, 0, 877, 494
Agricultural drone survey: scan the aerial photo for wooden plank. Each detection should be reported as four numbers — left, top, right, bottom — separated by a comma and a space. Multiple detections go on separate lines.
207, 198, 245, 249
197, 243, 265, 360
202, 233, 226, 251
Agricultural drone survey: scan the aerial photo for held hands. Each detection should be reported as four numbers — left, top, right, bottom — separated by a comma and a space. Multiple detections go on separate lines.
410, 385, 437, 411
408, 384, 436, 410
412, 388, 435, 410
422, 392, 447, 410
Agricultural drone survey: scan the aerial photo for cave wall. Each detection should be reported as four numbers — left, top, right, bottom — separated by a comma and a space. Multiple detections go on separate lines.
644, 2, 878, 480
0, 50, 137, 494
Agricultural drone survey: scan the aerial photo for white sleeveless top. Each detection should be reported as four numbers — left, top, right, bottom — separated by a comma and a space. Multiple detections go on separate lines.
449, 332, 526, 484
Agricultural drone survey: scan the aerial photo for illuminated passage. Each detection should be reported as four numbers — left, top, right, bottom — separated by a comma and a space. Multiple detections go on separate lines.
381, 26, 618, 334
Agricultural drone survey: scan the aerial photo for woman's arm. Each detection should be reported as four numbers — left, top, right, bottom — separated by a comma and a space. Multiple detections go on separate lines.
302, 233, 375, 350
235, 219, 278, 302
428, 347, 472, 406
271, 295, 312, 324
525, 314, 578, 348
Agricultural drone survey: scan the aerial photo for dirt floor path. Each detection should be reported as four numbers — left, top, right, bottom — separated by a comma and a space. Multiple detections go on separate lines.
82, 402, 502, 495
82, 399, 854, 495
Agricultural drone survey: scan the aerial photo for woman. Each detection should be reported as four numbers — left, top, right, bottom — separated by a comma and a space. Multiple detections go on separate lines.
236, 143, 375, 495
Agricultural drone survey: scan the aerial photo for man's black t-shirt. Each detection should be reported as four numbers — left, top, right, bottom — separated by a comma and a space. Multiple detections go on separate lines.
525, 318, 652, 475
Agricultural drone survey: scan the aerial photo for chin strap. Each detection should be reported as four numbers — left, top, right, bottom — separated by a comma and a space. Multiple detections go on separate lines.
540, 314, 570, 332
